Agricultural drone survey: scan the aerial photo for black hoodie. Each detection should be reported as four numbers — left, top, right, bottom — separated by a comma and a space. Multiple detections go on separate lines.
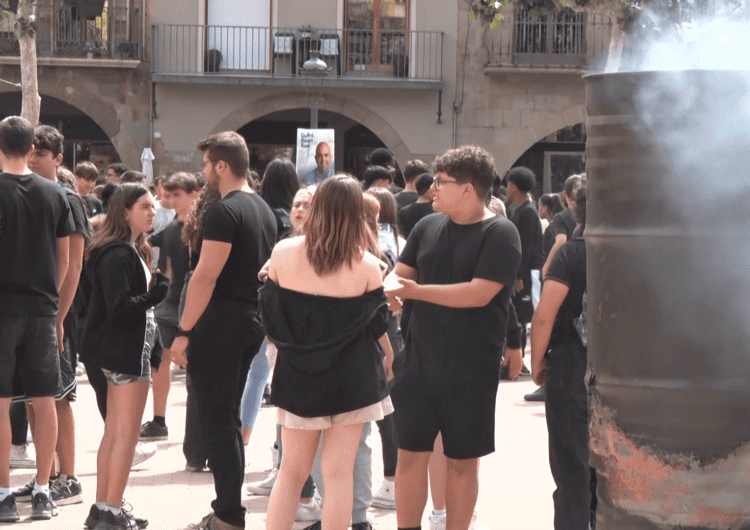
81, 240, 169, 375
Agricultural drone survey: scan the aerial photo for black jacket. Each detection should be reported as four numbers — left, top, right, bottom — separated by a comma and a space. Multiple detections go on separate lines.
81, 241, 169, 375
259, 279, 390, 418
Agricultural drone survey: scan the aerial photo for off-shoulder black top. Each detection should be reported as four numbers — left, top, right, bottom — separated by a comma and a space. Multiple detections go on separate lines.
259, 279, 390, 418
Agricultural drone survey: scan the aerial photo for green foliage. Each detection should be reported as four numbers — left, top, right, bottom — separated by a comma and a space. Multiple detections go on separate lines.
466, 0, 506, 28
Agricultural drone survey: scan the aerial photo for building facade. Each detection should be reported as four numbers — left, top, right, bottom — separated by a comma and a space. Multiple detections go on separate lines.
0, 0, 150, 171
150, 0, 455, 178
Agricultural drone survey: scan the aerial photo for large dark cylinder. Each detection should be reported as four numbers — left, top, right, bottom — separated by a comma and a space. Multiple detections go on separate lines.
586, 70, 750, 530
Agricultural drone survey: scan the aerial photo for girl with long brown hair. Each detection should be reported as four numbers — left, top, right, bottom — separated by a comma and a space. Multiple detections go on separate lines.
81, 183, 169, 530
261, 175, 394, 530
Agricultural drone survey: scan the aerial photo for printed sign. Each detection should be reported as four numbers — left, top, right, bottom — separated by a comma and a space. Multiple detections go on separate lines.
296, 129, 335, 187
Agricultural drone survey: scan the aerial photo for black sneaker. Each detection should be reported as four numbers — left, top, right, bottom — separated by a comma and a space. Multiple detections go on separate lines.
139, 421, 168, 441
94, 509, 136, 530
12, 477, 39, 502
85, 503, 149, 529
31, 490, 58, 520
0, 495, 20, 523
50, 475, 83, 506
523, 386, 546, 402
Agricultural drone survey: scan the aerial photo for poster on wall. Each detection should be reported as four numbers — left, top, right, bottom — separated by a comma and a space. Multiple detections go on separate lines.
296, 129, 335, 186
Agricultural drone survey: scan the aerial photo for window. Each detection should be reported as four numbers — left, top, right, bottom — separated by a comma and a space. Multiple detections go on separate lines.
345, 0, 408, 75
514, 8, 586, 67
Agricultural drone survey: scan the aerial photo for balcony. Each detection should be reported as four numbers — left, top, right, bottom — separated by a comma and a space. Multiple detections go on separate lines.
0, 1, 142, 64
151, 25, 444, 90
483, 8, 612, 74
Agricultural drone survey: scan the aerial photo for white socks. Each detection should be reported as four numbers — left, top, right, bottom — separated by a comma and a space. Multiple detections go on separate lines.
32, 481, 49, 496
432, 509, 446, 516
0, 487, 11, 502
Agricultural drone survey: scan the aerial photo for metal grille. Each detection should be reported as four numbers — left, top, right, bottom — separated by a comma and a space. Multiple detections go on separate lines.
514, 8, 586, 66
152, 25, 443, 81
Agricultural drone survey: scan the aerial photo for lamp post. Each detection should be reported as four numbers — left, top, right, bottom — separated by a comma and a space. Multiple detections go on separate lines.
300, 50, 331, 129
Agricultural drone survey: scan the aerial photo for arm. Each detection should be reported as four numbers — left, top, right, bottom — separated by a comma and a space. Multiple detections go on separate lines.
530, 279, 569, 386
379, 333, 395, 381
57, 236, 70, 291
55, 232, 85, 351
98, 249, 169, 318
171, 240, 231, 366
542, 233, 568, 279
389, 277, 504, 309
178, 240, 231, 331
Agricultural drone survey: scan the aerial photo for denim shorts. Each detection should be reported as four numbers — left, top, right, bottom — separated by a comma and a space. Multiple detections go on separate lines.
102, 310, 157, 386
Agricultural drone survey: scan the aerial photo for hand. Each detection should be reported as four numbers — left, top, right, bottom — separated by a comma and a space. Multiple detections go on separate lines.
171, 335, 189, 367
149, 269, 162, 290
532, 357, 548, 386
384, 355, 394, 382
258, 260, 270, 282
55, 317, 65, 353
384, 277, 419, 300
514, 279, 524, 295
502, 347, 523, 381
386, 292, 402, 316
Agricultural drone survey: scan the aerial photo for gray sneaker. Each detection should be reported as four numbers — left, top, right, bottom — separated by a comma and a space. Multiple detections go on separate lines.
50, 475, 83, 506
31, 490, 58, 520
0, 495, 20, 523
12, 477, 37, 502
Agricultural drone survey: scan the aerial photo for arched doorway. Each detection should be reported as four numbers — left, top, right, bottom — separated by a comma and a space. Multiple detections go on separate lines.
0, 93, 121, 174
510, 123, 586, 195
237, 108, 386, 180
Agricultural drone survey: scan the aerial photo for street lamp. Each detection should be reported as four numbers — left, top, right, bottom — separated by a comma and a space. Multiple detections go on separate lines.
300, 50, 331, 129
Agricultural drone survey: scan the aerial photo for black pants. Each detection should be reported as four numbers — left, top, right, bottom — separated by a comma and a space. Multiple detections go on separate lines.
10, 402, 28, 446
183, 372, 210, 467
376, 413, 398, 477
83, 357, 109, 420
187, 302, 264, 528
545, 340, 596, 530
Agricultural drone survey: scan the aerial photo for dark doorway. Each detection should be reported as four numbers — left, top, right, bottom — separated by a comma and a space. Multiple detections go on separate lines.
0, 92, 121, 176
237, 108, 386, 180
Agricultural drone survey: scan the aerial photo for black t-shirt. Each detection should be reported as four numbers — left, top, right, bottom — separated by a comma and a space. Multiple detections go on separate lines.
150, 219, 190, 322
83, 194, 103, 218
398, 202, 434, 238
64, 188, 89, 241
397, 213, 521, 383
200, 190, 277, 305
509, 201, 543, 278
394, 190, 419, 210
546, 238, 586, 345
0, 172, 74, 316
549, 209, 577, 241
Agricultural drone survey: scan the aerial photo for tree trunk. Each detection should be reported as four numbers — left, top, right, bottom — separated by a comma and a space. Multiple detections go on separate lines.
14, 0, 40, 126
604, 22, 625, 73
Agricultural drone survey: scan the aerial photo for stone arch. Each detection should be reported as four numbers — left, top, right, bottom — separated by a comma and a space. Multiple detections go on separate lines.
494, 104, 587, 175
195, 92, 413, 168
0, 79, 141, 169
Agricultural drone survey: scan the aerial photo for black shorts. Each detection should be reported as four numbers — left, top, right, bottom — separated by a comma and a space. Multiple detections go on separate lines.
0, 316, 60, 398
156, 318, 177, 350
391, 372, 500, 460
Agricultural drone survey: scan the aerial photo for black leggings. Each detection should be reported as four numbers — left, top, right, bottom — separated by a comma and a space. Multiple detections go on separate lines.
376, 413, 398, 477
10, 402, 28, 446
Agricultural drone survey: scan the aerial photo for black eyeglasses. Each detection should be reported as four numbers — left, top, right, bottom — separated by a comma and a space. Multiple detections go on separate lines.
433, 177, 459, 189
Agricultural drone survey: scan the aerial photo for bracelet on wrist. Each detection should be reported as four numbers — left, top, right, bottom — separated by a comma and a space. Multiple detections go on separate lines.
176, 327, 192, 338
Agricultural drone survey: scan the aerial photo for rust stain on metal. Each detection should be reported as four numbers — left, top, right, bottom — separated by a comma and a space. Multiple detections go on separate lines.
590, 393, 750, 529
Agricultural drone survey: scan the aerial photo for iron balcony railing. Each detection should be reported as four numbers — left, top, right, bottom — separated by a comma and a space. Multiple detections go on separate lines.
0, 3, 142, 59
513, 9, 610, 67
152, 25, 443, 81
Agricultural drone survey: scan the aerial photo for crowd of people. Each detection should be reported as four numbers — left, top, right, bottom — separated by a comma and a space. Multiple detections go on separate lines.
0, 114, 593, 530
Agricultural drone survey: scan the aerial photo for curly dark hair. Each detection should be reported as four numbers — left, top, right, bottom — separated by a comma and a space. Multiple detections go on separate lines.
33, 125, 64, 157
433, 145, 495, 199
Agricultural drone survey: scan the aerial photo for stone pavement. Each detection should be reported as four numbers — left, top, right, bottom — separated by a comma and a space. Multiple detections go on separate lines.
8, 369, 555, 529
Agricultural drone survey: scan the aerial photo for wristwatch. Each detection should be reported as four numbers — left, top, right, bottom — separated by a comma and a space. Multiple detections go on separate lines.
176, 327, 192, 338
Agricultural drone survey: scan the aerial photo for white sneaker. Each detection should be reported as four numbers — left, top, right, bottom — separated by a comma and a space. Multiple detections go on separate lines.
371, 479, 395, 510
75, 362, 85, 376
9, 443, 36, 469
246, 467, 278, 495
429, 511, 446, 530
469, 511, 488, 530
295, 498, 321, 522
132, 441, 157, 467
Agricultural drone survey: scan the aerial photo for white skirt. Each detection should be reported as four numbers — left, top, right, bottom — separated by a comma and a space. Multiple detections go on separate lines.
277, 396, 394, 430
